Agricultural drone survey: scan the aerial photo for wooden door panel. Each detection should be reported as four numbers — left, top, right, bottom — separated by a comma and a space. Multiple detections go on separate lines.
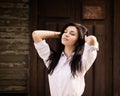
40, 0, 74, 19
29, 0, 113, 96
31, 0, 95, 95
94, 24, 106, 96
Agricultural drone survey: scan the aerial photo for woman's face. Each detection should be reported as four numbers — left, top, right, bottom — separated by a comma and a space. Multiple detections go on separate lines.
61, 26, 78, 47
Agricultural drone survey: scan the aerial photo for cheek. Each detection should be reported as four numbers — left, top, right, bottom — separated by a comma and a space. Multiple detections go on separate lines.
70, 37, 78, 45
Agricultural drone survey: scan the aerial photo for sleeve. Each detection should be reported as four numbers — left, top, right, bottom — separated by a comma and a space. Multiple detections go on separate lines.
81, 42, 99, 72
34, 40, 51, 67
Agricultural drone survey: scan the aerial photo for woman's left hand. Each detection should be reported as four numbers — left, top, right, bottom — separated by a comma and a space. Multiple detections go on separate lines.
85, 35, 98, 45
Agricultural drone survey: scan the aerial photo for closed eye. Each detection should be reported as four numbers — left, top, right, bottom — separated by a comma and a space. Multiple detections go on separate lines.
70, 31, 76, 36
70, 33, 75, 35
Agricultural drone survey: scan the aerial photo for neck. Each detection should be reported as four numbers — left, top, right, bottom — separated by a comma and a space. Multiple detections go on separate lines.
64, 46, 75, 58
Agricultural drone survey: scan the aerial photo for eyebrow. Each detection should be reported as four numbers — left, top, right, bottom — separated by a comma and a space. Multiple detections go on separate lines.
65, 28, 77, 34
70, 31, 75, 33
65, 29, 75, 32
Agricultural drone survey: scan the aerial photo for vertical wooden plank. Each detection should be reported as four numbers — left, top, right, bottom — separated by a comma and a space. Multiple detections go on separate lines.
29, 44, 38, 96
113, 0, 120, 95
29, 0, 38, 95
105, 0, 113, 95
37, 59, 45, 96
83, 69, 94, 96
94, 24, 106, 96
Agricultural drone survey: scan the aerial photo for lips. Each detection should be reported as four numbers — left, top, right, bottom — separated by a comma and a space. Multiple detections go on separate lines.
62, 38, 68, 41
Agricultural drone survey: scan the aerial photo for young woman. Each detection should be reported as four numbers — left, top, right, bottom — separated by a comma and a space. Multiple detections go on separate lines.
32, 23, 99, 96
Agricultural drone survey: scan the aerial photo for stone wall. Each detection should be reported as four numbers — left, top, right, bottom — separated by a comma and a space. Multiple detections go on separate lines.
0, 0, 30, 94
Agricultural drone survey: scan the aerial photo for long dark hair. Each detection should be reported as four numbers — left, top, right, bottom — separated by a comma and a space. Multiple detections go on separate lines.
48, 22, 88, 76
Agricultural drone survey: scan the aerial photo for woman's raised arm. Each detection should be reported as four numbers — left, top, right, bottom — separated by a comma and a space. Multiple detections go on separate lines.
32, 30, 61, 43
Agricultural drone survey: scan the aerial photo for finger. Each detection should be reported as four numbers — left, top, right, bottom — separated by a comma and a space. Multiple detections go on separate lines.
85, 35, 87, 41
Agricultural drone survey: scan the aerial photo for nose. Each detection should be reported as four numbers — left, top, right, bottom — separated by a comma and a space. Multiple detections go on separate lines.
64, 32, 69, 37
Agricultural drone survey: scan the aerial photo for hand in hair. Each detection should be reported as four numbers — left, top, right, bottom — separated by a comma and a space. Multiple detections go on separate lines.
85, 35, 98, 45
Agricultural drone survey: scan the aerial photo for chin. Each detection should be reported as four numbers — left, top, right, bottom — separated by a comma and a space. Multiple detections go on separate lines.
61, 42, 66, 45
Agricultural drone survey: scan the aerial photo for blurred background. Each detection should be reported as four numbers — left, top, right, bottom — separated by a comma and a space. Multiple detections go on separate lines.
0, 0, 120, 96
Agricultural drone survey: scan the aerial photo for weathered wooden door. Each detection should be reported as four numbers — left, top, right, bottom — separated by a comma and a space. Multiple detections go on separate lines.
29, 0, 114, 96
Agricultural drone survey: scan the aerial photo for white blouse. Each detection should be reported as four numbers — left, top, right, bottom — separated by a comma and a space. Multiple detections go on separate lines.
34, 40, 99, 96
